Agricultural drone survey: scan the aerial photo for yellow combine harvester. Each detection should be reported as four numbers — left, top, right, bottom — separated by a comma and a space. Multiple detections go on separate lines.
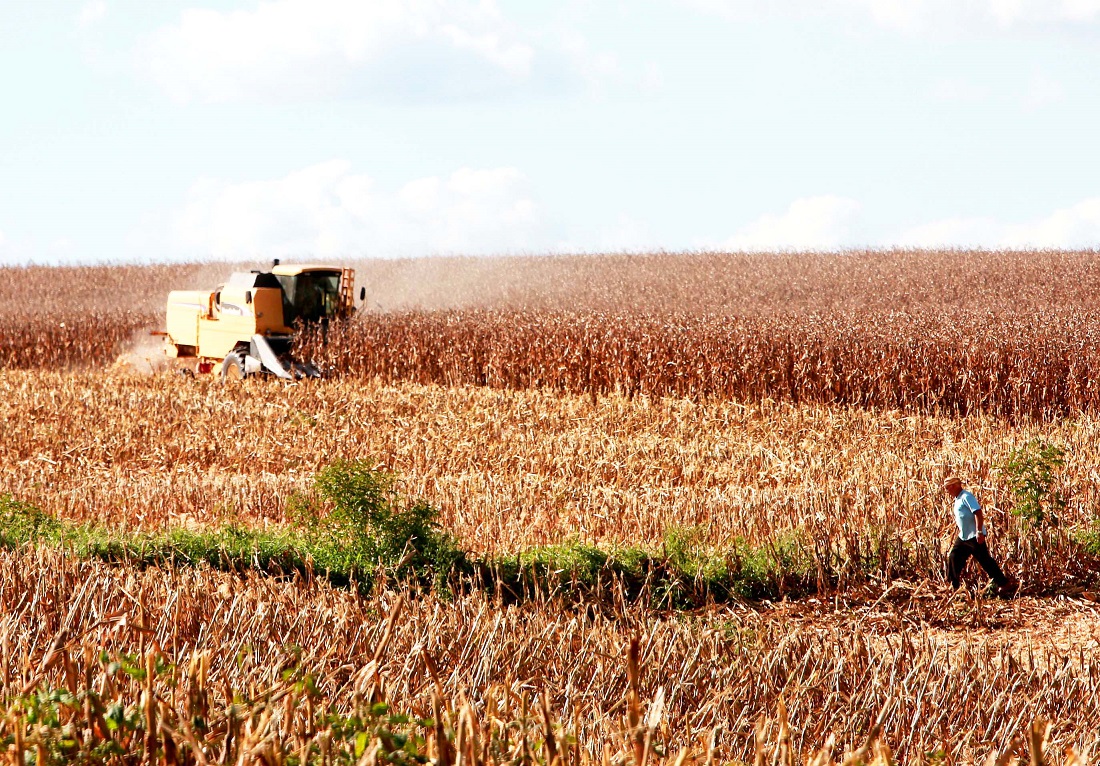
162, 261, 362, 380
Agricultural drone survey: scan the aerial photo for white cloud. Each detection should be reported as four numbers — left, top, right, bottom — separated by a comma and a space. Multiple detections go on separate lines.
723, 196, 862, 251
141, 0, 535, 102
928, 77, 989, 102
1022, 72, 1065, 111
439, 21, 532, 74
554, 29, 621, 98
0, 230, 82, 266
719, 195, 1100, 252
898, 198, 1100, 248
570, 215, 658, 254
1001, 199, 1100, 247
896, 216, 1004, 248
683, 0, 1100, 33
79, 0, 107, 26
134, 160, 544, 259
641, 62, 665, 92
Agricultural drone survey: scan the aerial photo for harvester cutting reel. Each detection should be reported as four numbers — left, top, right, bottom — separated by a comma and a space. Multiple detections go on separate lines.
221, 334, 322, 382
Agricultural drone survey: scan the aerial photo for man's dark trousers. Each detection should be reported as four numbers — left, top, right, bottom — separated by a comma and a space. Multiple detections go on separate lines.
948, 537, 1009, 589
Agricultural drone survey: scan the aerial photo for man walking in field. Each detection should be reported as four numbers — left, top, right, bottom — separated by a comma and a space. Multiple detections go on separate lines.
943, 477, 1014, 595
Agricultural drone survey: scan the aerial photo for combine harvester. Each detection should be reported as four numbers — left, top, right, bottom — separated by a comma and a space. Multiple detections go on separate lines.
159, 260, 363, 380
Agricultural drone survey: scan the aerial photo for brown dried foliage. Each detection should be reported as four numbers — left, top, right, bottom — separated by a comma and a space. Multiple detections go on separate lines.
0, 311, 153, 370
1, 547, 1097, 764
0, 260, 239, 369
301, 308, 1100, 419
353, 249, 1100, 315
3, 252, 1099, 763
4, 251, 1100, 418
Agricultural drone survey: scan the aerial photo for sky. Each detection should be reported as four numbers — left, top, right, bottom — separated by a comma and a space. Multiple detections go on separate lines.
2, 0, 1100, 265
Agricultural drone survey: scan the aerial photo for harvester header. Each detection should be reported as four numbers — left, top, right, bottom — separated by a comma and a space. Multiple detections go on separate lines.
161, 262, 361, 380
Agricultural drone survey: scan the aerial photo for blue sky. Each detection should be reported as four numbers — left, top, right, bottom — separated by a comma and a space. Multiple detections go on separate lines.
2, 0, 1099, 264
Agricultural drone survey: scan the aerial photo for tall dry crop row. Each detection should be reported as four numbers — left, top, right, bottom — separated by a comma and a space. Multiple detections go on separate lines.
9, 249, 1095, 317
4, 252, 1100, 416
0, 260, 249, 370
0, 261, 250, 316
354, 249, 1100, 315
0, 311, 156, 370
5, 251, 1100, 413
301, 309, 1100, 419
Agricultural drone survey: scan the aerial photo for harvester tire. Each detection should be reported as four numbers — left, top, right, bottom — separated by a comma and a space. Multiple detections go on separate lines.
221, 353, 247, 382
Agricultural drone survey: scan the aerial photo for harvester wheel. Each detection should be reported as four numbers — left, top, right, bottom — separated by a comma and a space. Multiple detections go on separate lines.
221, 353, 247, 382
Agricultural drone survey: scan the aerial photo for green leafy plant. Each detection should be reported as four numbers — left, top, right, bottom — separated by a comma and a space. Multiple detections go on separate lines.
510, 539, 610, 587
1000, 439, 1067, 528
296, 459, 466, 588
0, 493, 62, 545
663, 526, 728, 589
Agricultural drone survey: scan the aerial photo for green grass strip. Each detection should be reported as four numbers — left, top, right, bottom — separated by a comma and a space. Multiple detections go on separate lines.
0, 489, 821, 605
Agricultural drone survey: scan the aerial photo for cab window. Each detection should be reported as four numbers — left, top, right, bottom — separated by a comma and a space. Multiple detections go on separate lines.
276, 272, 341, 325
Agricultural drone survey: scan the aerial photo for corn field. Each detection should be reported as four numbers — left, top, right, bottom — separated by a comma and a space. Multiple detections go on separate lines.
7, 252, 1100, 417
0, 312, 154, 370
297, 308, 1100, 418
353, 249, 1100, 315
3, 251, 1100, 763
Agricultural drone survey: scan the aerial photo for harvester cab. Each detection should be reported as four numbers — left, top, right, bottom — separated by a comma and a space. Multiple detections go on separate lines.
162, 262, 362, 380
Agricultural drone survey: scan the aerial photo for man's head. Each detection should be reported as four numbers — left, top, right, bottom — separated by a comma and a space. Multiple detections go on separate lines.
942, 477, 963, 498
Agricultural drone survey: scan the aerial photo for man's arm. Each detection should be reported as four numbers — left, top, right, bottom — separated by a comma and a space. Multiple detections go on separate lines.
974, 509, 986, 542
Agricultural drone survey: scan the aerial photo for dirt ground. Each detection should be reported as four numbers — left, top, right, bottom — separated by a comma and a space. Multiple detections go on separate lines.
753, 582, 1100, 659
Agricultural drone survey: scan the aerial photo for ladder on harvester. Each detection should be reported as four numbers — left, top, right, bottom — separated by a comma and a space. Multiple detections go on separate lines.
338, 268, 356, 319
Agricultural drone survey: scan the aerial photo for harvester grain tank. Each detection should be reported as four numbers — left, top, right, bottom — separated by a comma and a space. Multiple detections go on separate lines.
162, 262, 363, 380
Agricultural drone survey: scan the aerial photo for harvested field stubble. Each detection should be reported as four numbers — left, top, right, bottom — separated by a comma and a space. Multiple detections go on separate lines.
1, 546, 1098, 764
2, 371, 1097, 591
